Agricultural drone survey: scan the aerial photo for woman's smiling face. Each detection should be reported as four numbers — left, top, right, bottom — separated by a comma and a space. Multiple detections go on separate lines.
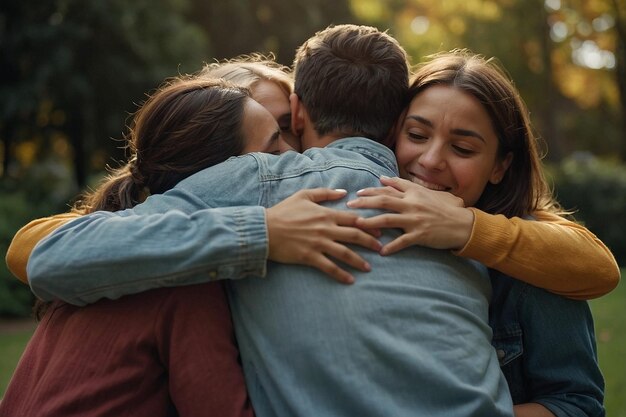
394, 84, 512, 207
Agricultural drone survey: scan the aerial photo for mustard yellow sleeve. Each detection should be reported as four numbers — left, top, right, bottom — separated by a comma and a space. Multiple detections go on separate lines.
6, 213, 81, 284
456, 208, 620, 300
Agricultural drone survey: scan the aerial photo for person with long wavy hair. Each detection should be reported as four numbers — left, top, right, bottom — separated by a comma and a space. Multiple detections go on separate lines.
0, 76, 289, 417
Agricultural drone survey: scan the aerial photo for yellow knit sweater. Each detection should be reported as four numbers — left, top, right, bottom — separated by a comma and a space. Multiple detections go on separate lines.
7, 209, 620, 300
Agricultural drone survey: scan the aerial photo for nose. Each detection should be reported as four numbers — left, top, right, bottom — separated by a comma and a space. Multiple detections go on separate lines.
418, 142, 446, 171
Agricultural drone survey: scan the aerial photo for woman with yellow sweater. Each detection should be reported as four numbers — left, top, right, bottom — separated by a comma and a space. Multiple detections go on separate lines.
348, 50, 613, 416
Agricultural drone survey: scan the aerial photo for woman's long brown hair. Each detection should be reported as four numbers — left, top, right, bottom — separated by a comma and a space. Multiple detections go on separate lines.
406, 50, 563, 218
35, 77, 251, 319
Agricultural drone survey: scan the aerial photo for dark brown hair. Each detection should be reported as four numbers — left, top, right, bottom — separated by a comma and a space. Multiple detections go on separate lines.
34, 77, 252, 320
406, 50, 561, 218
74, 77, 251, 214
293, 24, 410, 142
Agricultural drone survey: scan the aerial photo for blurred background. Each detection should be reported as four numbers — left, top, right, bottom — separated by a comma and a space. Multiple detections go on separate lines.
0, 0, 624, 413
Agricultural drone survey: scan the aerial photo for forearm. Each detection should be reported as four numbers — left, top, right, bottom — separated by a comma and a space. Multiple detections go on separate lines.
28, 206, 268, 305
6, 213, 79, 283
458, 208, 620, 299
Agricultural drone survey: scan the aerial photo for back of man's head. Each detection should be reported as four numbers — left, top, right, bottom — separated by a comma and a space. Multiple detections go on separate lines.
293, 24, 410, 143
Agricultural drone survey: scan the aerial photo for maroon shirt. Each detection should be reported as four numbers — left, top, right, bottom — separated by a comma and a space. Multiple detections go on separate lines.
0, 282, 253, 417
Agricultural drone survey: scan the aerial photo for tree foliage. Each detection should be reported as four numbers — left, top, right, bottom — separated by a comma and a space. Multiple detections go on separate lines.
0, 0, 623, 189
351, 0, 625, 160
0, 0, 209, 187
189, 0, 355, 65
0, 0, 359, 187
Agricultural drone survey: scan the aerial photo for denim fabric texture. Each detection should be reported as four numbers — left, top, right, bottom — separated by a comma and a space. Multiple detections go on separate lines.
29, 205, 268, 304
490, 271, 605, 417
30, 138, 514, 417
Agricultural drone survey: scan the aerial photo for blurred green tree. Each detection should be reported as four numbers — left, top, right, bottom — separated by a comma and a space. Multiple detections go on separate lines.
0, 0, 357, 187
188, 0, 356, 65
350, 0, 624, 160
0, 0, 209, 187
2, 0, 622, 188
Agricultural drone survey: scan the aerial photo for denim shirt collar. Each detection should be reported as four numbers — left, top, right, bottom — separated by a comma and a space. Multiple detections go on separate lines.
326, 137, 399, 176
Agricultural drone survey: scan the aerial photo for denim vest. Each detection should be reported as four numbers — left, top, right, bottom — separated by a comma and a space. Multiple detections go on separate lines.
490, 271, 605, 416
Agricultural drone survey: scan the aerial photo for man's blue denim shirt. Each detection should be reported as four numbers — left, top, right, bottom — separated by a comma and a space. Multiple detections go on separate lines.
30, 137, 514, 417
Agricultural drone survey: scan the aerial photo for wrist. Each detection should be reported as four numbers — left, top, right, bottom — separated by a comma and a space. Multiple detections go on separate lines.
452, 207, 474, 251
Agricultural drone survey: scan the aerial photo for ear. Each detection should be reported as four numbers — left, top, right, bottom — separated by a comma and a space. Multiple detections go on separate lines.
289, 93, 305, 137
489, 152, 513, 184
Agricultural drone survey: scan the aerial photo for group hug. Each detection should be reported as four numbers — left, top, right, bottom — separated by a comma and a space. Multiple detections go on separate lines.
2, 24, 620, 417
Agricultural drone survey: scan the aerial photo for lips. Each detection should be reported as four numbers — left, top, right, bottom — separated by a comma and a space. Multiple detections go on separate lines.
408, 175, 450, 191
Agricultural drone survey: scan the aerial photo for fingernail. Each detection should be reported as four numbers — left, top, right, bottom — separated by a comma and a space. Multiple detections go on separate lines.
334, 188, 347, 193
380, 175, 391, 180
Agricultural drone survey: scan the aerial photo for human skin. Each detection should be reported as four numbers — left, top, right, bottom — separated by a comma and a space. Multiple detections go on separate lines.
6, 82, 380, 285
250, 79, 380, 281
251, 80, 301, 152
240, 97, 287, 154
394, 85, 512, 207
349, 84, 511, 253
249, 79, 380, 281
1, 86, 289, 417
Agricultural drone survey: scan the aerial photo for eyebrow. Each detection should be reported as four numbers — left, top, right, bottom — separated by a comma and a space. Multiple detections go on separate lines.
451, 128, 485, 142
407, 115, 485, 142
407, 115, 433, 128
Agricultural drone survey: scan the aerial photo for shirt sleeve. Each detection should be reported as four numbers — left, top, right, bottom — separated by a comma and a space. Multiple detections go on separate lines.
28, 155, 268, 306
456, 208, 620, 300
518, 286, 605, 417
6, 213, 80, 283
28, 206, 268, 306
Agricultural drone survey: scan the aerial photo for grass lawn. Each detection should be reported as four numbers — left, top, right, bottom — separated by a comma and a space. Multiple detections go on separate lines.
590, 274, 626, 417
0, 319, 36, 396
0, 273, 625, 413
